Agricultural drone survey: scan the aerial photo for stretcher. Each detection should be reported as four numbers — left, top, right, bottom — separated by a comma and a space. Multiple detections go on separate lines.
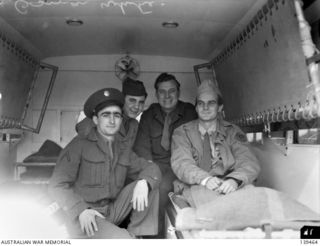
165, 191, 311, 239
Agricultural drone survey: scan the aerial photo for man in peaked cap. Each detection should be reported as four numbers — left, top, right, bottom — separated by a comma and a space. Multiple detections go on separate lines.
75, 78, 147, 148
171, 79, 260, 206
49, 88, 161, 239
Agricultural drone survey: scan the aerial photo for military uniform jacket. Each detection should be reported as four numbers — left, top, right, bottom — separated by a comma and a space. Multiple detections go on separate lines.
133, 101, 197, 169
171, 119, 260, 186
49, 128, 161, 220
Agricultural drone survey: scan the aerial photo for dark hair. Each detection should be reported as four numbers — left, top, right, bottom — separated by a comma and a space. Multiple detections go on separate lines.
154, 72, 180, 91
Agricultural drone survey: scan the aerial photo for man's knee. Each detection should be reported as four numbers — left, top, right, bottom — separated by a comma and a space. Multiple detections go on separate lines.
160, 172, 175, 191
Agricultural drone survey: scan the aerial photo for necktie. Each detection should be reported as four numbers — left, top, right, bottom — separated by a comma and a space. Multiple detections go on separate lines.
107, 140, 113, 161
161, 113, 171, 151
200, 132, 212, 172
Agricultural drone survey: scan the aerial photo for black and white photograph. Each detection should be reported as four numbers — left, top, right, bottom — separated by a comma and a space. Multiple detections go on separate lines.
0, 0, 319, 244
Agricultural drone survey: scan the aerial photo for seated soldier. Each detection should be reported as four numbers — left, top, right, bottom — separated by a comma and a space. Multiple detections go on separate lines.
49, 88, 161, 239
171, 80, 260, 206
134, 73, 197, 237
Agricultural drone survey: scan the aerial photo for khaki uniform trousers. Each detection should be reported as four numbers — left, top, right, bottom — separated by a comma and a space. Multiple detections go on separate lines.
66, 181, 159, 239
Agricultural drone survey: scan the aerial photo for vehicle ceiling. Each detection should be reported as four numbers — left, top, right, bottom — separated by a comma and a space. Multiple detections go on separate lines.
0, 0, 316, 60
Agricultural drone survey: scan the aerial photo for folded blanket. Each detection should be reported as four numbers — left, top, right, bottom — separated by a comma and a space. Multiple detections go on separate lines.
175, 186, 320, 231
23, 140, 62, 163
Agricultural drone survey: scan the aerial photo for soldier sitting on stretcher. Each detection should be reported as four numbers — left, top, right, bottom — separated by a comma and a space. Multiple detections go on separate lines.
170, 80, 260, 206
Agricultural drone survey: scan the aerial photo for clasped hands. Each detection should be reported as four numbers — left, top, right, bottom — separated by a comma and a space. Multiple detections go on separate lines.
205, 176, 238, 194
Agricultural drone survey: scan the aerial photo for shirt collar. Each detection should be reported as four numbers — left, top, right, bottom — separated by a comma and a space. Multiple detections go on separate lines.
198, 123, 216, 136
198, 118, 231, 138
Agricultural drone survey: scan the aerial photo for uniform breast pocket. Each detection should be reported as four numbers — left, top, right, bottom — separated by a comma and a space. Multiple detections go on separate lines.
115, 162, 130, 188
80, 157, 106, 187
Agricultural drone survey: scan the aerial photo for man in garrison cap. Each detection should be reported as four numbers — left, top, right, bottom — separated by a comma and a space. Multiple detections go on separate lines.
49, 88, 161, 239
75, 78, 147, 148
170, 79, 260, 206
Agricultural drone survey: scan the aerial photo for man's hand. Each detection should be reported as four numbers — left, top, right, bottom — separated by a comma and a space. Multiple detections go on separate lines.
79, 209, 105, 237
205, 176, 222, 190
217, 179, 238, 194
132, 179, 149, 212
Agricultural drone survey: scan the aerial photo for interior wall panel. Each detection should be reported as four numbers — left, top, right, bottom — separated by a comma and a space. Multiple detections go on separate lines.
0, 43, 37, 121
252, 139, 320, 213
214, 1, 310, 121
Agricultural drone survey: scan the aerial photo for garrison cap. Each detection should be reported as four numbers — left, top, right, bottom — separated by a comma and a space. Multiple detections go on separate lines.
84, 88, 124, 118
122, 77, 148, 97
197, 79, 223, 105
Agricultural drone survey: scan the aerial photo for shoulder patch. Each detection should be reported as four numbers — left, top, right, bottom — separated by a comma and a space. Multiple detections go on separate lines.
235, 132, 248, 143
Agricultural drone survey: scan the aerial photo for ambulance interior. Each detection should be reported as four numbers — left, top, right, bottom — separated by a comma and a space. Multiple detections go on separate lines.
0, 0, 319, 239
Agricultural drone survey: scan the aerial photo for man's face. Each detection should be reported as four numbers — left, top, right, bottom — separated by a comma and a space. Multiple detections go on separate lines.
123, 95, 146, 118
93, 105, 122, 137
156, 80, 179, 112
196, 92, 223, 122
